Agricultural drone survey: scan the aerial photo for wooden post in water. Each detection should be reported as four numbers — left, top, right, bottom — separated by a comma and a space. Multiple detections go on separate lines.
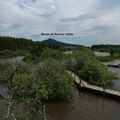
79, 78, 81, 87
74, 74, 76, 81
103, 82, 105, 96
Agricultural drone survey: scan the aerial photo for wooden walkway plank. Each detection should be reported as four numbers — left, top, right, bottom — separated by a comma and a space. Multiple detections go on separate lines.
67, 71, 120, 99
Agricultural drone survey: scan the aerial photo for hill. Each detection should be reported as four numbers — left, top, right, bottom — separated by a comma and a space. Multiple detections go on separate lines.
41, 38, 85, 48
0, 36, 86, 52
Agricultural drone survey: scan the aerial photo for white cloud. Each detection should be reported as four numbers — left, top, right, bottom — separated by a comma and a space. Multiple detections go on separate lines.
0, 0, 120, 45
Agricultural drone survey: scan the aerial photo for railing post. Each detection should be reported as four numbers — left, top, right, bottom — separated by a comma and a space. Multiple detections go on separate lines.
74, 74, 75, 81
80, 78, 81, 87
78, 77, 82, 88
103, 82, 105, 96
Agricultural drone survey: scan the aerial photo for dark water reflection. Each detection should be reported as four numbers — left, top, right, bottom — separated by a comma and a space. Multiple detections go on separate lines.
103, 61, 120, 91
46, 88, 120, 120
47, 60, 120, 120
0, 85, 8, 97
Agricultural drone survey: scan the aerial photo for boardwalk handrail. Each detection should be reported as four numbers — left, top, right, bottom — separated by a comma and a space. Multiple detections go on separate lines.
79, 77, 86, 87
67, 70, 120, 99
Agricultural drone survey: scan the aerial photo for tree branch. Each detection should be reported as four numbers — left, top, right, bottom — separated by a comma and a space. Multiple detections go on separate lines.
12, 113, 17, 120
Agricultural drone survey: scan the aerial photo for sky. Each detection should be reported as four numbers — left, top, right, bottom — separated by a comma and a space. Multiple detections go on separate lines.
0, 0, 120, 46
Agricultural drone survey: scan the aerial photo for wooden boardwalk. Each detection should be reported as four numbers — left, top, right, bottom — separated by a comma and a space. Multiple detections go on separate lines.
68, 71, 120, 100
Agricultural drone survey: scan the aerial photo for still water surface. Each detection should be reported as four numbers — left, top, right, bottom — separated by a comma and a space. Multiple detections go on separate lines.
0, 56, 24, 64
94, 51, 110, 57
47, 58, 120, 120
104, 62, 120, 91
46, 88, 120, 120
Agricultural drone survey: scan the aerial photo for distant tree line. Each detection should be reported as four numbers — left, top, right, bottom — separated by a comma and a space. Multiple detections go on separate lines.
0, 36, 33, 50
0, 36, 62, 51
0, 36, 63, 58
91, 44, 120, 52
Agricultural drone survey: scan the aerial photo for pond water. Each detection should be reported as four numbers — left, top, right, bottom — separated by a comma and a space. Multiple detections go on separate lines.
103, 60, 120, 91
46, 88, 120, 120
0, 85, 9, 97
94, 51, 110, 57
0, 56, 24, 64
0, 56, 120, 120
46, 59, 120, 120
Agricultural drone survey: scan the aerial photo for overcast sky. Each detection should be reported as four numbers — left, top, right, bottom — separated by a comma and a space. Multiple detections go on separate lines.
0, 0, 120, 46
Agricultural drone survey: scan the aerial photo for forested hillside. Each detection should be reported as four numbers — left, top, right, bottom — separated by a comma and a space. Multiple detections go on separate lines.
0, 36, 62, 58
0, 36, 47, 51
